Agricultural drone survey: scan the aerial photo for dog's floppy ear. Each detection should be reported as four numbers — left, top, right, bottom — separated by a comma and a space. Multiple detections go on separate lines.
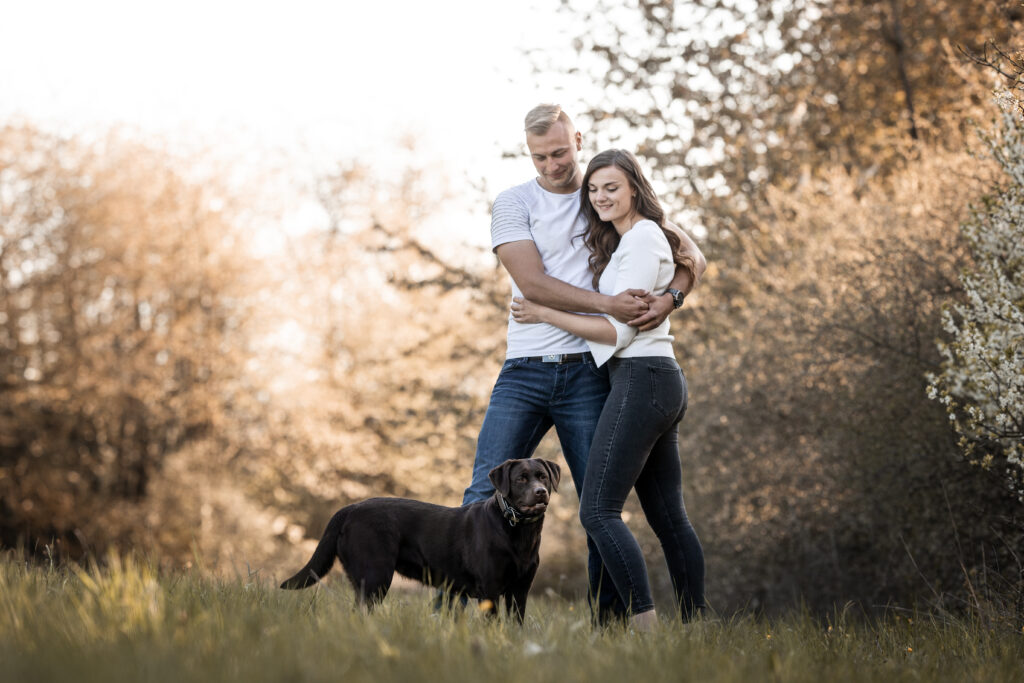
538, 459, 561, 493
488, 459, 517, 498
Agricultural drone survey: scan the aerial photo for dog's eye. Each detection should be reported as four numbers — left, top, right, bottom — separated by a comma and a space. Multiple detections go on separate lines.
517, 476, 528, 483
538, 473, 547, 480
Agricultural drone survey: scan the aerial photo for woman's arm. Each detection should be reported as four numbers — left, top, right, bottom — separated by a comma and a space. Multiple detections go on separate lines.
496, 241, 650, 323
510, 297, 617, 345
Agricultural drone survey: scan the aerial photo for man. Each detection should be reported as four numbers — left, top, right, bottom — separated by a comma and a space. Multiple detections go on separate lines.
463, 104, 705, 620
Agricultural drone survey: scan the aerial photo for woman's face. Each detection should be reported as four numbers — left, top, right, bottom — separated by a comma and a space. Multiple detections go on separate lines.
587, 165, 635, 228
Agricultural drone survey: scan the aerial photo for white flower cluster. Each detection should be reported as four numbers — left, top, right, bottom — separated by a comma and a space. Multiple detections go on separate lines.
927, 107, 1024, 501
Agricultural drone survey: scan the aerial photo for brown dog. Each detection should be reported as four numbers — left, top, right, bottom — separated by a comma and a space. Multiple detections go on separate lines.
280, 458, 560, 620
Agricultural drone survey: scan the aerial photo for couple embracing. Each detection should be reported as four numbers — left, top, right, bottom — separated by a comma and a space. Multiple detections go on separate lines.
462, 104, 707, 629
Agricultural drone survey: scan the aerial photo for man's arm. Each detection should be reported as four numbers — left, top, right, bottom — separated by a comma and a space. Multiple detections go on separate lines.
496, 240, 649, 323
665, 221, 707, 294
628, 222, 707, 331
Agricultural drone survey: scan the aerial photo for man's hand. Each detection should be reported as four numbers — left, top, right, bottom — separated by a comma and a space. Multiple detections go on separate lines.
628, 292, 674, 331
605, 289, 650, 323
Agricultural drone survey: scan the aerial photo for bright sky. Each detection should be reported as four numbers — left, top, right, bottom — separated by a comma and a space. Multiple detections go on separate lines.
0, 0, 593, 249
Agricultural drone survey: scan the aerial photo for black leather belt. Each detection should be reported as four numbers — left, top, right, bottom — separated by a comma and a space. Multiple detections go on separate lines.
524, 353, 591, 364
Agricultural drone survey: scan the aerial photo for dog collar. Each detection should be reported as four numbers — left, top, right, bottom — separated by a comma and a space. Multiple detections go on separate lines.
496, 493, 545, 527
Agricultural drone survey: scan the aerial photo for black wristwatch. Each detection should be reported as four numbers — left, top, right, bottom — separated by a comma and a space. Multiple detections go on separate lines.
666, 288, 686, 309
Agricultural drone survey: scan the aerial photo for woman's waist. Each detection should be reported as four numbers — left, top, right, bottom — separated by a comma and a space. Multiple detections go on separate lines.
607, 352, 682, 376
613, 333, 675, 359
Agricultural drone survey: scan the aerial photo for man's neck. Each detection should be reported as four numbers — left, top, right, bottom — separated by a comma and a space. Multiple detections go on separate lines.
536, 167, 582, 195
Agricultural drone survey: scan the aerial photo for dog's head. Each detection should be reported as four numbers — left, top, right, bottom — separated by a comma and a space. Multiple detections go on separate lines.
488, 458, 561, 515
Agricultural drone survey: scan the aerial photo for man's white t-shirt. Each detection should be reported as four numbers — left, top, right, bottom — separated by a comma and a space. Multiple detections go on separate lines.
491, 179, 593, 359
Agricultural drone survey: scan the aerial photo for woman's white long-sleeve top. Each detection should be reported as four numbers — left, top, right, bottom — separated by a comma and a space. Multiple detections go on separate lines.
587, 219, 677, 367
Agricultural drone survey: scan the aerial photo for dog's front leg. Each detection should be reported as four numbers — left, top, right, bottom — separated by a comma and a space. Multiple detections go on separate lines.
503, 564, 538, 623
504, 589, 528, 623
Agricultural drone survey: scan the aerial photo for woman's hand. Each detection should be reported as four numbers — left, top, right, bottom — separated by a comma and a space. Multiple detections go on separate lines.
511, 296, 551, 324
512, 296, 618, 344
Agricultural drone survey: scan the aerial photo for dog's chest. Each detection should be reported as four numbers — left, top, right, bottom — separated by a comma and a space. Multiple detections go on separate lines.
501, 529, 542, 574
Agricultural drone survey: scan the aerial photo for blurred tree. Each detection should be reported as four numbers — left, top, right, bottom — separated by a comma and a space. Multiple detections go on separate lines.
0, 125, 542, 577
670, 145, 1024, 613
234, 153, 517, 564
959, 38, 1024, 115
0, 124, 250, 558
562, 0, 1020, 212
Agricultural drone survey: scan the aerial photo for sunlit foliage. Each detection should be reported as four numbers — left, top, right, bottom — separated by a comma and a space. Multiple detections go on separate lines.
0, 125, 252, 557
560, 0, 1020, 210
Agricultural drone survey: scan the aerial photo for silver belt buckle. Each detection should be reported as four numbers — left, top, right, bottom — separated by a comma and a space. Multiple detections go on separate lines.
542, 354, 563, 363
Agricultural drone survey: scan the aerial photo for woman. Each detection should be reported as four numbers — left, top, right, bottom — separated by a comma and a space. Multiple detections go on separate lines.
511, 149, 705, 629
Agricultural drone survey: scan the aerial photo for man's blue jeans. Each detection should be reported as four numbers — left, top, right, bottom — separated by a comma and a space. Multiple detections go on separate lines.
463, 353, 627, 621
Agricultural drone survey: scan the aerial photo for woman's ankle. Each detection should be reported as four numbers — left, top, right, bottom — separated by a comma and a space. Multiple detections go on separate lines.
630, 609, 658, 631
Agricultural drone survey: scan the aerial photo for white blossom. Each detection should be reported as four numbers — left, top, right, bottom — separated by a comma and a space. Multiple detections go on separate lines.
928, 107, 1024, 501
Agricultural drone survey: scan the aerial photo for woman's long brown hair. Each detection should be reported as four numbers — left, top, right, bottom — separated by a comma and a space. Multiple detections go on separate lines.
578, 149, 694, 290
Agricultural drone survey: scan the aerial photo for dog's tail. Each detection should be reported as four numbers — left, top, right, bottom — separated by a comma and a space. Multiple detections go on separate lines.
279, 509, 344, 589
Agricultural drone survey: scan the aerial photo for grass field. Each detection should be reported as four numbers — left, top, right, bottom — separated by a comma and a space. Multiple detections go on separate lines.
2, 555, 1022, 683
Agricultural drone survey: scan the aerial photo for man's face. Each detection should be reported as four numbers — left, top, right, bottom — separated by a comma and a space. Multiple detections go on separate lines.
526, 121, 583, 194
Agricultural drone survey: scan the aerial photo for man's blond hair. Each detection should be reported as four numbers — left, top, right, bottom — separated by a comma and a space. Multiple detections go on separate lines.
524, 104, 574, 135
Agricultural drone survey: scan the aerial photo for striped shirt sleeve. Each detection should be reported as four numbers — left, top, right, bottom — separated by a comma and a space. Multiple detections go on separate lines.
490, 188, 532, 251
